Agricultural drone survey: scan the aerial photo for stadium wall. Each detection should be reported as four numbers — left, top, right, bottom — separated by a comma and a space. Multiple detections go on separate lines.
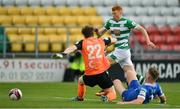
110, 60, 180, 82
0, 59, 68, 82
0, 59, 179, 82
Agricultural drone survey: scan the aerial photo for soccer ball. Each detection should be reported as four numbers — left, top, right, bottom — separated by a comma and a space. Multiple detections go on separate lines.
9, 88, 22, 101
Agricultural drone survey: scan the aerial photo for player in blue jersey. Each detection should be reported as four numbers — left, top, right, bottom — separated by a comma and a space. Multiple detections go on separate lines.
115, 67, 166, 104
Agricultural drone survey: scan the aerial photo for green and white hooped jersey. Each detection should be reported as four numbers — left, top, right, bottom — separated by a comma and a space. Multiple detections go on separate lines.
104, 17, 138, 49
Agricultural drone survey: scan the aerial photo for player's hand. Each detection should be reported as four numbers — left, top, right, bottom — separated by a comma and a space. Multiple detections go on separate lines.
94, 27, 99, 33
147, 41, 156, 49
51, 53, 67, 59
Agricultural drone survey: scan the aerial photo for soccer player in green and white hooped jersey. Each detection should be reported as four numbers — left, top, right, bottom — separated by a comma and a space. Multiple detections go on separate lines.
95, 5, 156, 96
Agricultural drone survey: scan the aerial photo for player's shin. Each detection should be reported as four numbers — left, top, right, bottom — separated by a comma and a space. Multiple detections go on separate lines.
105, 87, 117, 102
77, 80, 86, 100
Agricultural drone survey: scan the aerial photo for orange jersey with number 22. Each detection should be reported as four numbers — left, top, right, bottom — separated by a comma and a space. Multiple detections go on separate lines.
81, 37, 110, 76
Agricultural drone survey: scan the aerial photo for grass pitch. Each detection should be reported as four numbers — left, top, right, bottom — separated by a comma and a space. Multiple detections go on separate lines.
0, 82, 180, 108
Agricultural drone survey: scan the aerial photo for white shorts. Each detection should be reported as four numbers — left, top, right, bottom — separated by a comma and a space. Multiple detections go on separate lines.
107, 48, 133, 68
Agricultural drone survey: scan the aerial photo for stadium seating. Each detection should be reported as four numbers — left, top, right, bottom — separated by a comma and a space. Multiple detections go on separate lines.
8, 34, 23, 52
12, 16, 26, 26
0, 0, 179, 53
33, 7, 46, 15
20, 7, 33, 15
15, 0, 28, 7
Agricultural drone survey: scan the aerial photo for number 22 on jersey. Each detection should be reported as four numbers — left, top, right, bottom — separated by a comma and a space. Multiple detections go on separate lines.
86, 44, 102, 69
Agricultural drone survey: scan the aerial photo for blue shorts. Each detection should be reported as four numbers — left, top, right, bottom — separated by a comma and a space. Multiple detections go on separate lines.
122, 80, 141, 101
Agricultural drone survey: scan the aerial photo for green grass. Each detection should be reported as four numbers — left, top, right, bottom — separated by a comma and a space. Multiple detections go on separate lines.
0, 82, 180, 108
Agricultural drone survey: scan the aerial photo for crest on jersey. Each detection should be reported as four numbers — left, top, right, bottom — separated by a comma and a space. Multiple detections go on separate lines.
111, 29, 121, 36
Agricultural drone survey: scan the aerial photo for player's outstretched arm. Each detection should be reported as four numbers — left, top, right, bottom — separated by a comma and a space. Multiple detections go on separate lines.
94, 28, 107, 38
117, 97, 144, 104
134, 25, 156, 49
52, 45, 77, 59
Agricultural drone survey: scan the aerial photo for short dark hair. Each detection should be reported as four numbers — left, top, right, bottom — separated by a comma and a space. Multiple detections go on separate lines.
148, 67, 159, 81
81, 25, 94, 38
112, 5, 123, 11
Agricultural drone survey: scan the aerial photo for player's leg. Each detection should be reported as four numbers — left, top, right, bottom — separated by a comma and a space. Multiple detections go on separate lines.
112, 79, 126, 95
103, 86, 117, 102
116, 49, 138, 84
123, 65, 137, 84
97, 72, 117, 102
73, 76, 86, 101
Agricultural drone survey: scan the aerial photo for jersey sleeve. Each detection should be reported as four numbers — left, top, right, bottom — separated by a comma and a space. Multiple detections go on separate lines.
156, 83, 164, 97
103, 19, 111, 30
126, 19, 138, 29
103, 37, 111, 45
138, 87, 147, 100
74, 40, 83, 50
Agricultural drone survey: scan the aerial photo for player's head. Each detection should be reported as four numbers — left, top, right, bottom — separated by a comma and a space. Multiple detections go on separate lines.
81, 25, 94, 38
112, 5, 123, 20
146, 67, 159, 82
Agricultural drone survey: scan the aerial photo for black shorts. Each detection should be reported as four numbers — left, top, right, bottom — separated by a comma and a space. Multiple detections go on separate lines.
83, 71, 113, 89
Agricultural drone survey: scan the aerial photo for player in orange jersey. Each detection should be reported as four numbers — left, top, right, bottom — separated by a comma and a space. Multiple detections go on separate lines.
53, 25, 117, 102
